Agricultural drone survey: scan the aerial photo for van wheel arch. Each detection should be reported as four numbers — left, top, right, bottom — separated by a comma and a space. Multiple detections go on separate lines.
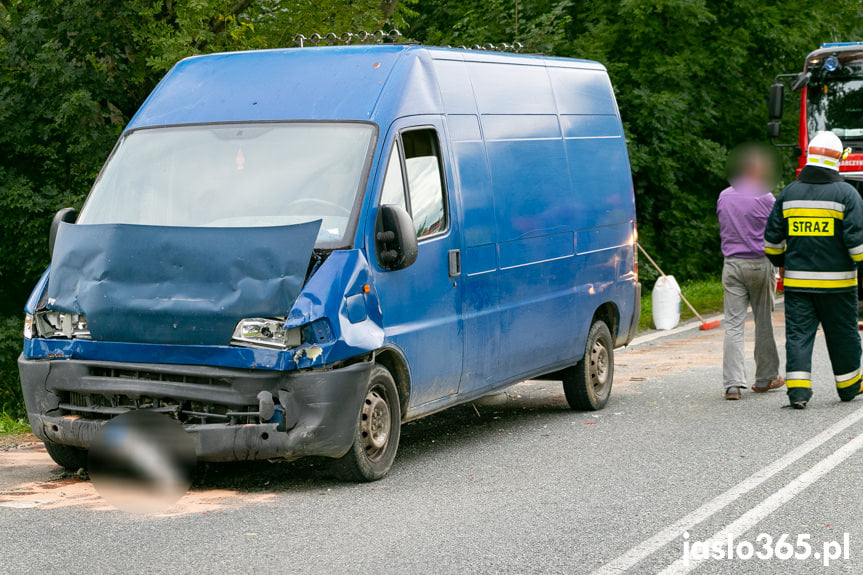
373, 347, 411, 418
593, 302, 620, 346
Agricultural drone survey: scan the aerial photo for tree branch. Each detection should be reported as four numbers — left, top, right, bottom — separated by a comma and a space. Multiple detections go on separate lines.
380, 0, 399, 21
210, 0, 258, 35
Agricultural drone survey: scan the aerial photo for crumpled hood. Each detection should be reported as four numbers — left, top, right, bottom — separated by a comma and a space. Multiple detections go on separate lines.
46, 220, 321, 346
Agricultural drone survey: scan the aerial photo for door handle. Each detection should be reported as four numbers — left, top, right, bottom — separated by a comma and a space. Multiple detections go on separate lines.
448, 249, 461, 278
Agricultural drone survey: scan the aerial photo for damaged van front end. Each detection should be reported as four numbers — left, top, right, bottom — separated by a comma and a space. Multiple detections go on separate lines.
18, 119, 392, 468
19, 238, 386, 463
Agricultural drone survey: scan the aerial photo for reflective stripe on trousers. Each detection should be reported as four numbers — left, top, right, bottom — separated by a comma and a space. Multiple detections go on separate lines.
783, 269, 857, 290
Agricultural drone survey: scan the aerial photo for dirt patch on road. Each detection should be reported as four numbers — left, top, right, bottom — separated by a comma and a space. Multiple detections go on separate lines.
618, 312, 786, 381
0, 432, 39, 451
0, 441, 275, 515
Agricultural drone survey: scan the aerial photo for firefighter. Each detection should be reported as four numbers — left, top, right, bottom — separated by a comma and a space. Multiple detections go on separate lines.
764, 131, 863, 409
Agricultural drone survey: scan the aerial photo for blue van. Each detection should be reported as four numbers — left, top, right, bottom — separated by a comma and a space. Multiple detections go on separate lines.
19, 45, 639, 481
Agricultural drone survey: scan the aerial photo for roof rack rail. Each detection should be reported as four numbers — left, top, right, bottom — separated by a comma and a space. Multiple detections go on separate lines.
293, 29, 406, 47
291, 31, 523, 54
447, 43, 524, 53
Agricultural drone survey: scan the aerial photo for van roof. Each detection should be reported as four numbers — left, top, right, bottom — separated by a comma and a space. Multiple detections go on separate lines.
126, 45, 606, 130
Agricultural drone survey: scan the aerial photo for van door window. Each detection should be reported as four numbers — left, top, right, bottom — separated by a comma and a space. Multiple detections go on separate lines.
402, 129, 447, 239
380, 144, 407, 211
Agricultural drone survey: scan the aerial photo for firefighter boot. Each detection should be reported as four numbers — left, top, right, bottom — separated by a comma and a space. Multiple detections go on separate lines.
787, 386, 813, 409
837, 374, 863, 402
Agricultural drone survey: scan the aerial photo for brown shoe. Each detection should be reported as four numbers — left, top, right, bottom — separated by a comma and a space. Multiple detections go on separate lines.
725, 386, 741, 400
753, 377, 785, 393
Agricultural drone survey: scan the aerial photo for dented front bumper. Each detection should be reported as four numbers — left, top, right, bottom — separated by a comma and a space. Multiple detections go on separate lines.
18, 354, 370, 462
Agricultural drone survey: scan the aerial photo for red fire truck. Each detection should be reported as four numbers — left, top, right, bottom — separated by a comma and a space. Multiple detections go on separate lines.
768, 42, 863, 193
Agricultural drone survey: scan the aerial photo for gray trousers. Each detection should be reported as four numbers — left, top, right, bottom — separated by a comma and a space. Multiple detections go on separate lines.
722, 256, 780, 389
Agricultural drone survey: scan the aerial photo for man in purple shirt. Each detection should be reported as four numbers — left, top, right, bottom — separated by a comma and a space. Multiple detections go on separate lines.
717, 145, 784, 400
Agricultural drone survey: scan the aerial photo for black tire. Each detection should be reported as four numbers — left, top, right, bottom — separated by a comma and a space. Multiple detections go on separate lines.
43, 440, 88, 471
563, 320, 614, 411
330, 365, 401, 482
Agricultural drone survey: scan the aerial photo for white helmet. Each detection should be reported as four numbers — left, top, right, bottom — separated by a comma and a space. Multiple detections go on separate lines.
806, 131, 844, 171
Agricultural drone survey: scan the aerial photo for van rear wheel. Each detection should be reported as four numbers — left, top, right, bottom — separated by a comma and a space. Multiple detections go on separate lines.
563, 320, 614, 411
43, 441, 88, 471
331, 364, 401, 482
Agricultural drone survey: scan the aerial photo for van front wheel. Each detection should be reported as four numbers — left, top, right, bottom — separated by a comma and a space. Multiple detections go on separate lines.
331, 365, 401, 482
563, 320, 614, 411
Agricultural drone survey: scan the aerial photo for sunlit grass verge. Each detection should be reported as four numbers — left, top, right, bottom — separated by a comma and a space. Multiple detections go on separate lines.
0, 411, 30, 435
639, 279, 725, 332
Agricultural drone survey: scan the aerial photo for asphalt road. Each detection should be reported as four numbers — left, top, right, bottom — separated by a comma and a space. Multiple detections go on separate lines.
1, 306, 862, 574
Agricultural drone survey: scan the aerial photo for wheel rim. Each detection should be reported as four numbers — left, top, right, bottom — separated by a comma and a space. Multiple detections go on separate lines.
361, 386, 391, 461
589, 339, 610, 395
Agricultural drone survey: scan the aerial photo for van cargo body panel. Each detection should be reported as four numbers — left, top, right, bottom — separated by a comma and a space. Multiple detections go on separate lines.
427, 52, 637, 387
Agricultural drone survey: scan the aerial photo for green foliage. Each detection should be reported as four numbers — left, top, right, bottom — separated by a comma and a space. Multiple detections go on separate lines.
0, 411, 30, 435
409, 0, 571, 54
0, 315, 25, 419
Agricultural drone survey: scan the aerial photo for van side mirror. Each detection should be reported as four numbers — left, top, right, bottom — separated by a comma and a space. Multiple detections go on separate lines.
768, 83, 784, 120
49, 208, 77, 255
376, 205, 418, 271
766, 121, 781, 139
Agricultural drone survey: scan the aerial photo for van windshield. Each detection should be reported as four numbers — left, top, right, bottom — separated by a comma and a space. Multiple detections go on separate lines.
78, 122, 376, 245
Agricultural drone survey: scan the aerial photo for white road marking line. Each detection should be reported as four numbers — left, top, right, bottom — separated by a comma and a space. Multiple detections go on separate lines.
590, 404, 863, 575
657, 431, 863, 574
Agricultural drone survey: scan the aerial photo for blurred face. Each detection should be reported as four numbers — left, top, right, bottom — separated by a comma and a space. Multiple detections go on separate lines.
743, 153, 771, 184
727, 143, 777, 189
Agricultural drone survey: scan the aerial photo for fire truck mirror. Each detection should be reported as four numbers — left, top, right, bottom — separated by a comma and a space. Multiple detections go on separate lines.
768, 83, 785, 120
766, 121, 781, 140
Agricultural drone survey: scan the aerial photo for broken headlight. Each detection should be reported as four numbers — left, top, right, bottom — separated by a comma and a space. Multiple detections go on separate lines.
23, 313, 34, 339
231, 318, 301, 350
32, 310, 91, 339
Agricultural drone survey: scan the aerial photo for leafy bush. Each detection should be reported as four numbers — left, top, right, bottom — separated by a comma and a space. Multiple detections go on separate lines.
0, 411, 30, 435
0, 314, 25, 419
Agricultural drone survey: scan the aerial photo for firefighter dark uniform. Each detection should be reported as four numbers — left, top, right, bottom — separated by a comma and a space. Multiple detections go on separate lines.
764, 133, 863, 408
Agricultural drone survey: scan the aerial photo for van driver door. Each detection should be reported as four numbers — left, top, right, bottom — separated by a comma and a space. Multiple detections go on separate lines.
369, 118, 464, 408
